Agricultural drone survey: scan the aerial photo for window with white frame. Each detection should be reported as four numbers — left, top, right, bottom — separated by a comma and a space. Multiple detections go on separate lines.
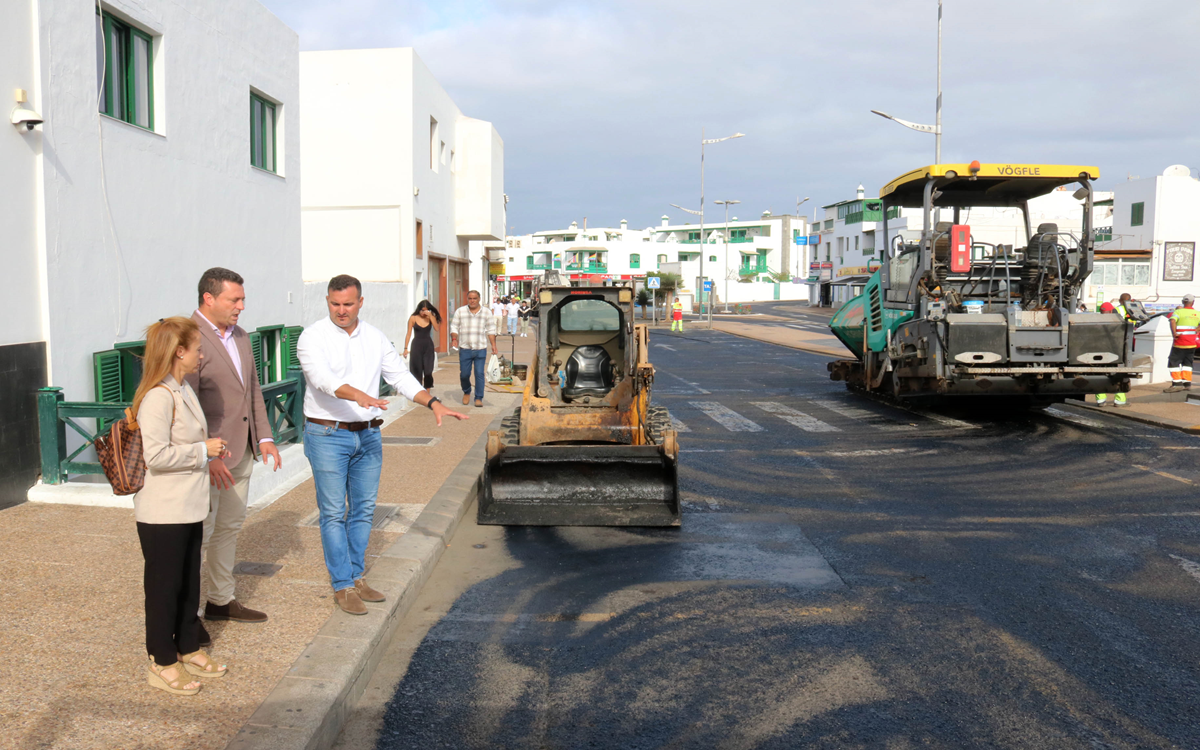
1093, 259, 1150, 286
96, 9, 154, 130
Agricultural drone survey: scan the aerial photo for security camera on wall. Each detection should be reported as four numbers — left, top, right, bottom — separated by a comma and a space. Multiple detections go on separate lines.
11, 108, 43, 130
10, 90, 41, 131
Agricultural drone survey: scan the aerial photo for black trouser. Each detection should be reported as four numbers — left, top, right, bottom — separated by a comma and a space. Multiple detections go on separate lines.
409, 337, 436, 389
137, 521, 203, 667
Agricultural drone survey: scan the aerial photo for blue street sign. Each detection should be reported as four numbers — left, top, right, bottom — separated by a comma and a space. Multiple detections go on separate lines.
647, 277, 661, 289
703, 281, 713, 291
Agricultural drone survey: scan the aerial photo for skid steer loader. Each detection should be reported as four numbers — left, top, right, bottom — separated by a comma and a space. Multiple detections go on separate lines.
478, 284, 681, 527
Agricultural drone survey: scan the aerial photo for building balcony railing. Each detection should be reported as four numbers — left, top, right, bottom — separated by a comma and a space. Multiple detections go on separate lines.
728, 237, 754, 243
38, 366, 306, 486
566, 262, 608, 273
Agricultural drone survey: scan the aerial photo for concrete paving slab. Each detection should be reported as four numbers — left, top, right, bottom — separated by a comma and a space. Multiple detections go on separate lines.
0, 349, 514, 750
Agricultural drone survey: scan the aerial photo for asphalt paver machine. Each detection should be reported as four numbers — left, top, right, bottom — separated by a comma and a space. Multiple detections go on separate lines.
479, 284, 680, 526
828, 163, 1150, 404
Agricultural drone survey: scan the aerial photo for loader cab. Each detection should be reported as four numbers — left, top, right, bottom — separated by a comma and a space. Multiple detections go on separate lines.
539, 287, 631, 404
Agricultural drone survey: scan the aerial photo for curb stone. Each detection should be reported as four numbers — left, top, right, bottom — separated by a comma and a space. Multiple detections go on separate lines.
1072, 400, 1200, 435
224, 411, 503, 750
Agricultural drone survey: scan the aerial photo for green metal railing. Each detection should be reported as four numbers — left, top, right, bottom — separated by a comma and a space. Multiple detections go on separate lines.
37, 365, 306, 486
566, 262, 608, 272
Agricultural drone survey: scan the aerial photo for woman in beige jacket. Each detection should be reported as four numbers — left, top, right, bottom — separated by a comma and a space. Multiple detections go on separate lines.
132, 317, 229, 695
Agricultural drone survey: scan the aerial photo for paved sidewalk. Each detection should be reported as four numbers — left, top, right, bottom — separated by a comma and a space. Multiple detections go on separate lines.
0, 344, 529, 750
1074, 383, 1200, 433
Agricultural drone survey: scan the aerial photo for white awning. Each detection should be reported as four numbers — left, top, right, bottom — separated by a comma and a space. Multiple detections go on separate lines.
830, 275, 872, 285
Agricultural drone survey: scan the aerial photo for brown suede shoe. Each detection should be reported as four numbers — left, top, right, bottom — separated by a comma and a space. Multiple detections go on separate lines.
355, 578, 386, 603
334, 588, 367, 615
462, 392, 470, 405
204, 599, 268, 623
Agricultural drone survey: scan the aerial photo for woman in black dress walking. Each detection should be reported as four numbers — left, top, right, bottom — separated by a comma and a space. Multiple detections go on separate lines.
402, 300, 441, 388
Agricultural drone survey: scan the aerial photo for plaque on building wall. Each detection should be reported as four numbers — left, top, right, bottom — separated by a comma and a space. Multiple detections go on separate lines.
1163, 242, 1195, 282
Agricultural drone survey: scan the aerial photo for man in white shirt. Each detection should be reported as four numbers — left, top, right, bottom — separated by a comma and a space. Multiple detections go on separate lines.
450, 290, 498, 408
505, 297, 521, 336
298, 274, 467, 616
490, 296, 506, 319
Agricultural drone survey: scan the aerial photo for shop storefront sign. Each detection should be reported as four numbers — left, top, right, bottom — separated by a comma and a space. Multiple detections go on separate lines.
1164, 241, 1195, 282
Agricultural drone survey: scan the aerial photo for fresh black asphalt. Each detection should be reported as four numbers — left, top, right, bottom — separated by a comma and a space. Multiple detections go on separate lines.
360, 327, 1200, 749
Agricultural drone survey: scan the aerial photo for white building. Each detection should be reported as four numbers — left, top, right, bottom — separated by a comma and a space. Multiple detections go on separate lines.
300, 48, 505, 353
3, 0, 301, 506
1086, 165, 1200, 312
498, 212, 812, 306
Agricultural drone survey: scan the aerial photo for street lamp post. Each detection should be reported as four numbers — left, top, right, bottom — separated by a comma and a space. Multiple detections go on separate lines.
714, 199, 740, 312
870, 0, 942, 163
795, 197, 810, 277
672, 129, 744, 329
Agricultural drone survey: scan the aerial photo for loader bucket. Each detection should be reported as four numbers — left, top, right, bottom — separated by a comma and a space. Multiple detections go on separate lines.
479, 444, 680, 527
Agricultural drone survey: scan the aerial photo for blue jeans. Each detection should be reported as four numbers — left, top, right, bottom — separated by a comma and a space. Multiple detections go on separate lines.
508, 317, 518, 335
459, 347, 487, 400
303, 422, 383, 592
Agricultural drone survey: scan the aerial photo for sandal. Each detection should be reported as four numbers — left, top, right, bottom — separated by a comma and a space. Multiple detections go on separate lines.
179, 649, 228, 679
147, 657, 201, 695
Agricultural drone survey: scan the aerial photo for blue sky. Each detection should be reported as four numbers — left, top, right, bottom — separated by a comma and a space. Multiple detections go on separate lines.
261, 0, 1200, 233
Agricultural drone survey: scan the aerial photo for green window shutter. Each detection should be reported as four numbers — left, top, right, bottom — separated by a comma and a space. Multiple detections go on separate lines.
283, 326, 303, 370
249, 331, 263, 384
94, 350, 124, 403
1131, 202, 1144, 227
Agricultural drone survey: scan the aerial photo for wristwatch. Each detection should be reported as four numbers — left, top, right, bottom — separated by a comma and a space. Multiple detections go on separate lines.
426, 396, 441, 410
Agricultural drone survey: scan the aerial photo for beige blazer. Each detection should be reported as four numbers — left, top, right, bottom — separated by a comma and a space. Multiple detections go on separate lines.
185, 311, 273, 466
132, 376, 210, 524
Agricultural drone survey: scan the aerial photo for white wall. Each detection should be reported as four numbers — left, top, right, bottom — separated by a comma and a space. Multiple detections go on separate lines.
2, 0, 45, 348
36, 0, 301, 401
454, 116, 504, 240
301, 48, 503, 335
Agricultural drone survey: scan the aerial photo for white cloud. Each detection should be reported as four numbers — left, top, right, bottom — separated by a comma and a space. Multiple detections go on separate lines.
262, 0, 1200, 230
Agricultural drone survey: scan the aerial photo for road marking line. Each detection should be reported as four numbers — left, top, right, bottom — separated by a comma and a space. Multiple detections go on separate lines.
911, 411, 980, 430
669, 415, 691, 432
689, 401, 764, 432
1170, 555, 1200, 586
751, 401, 840, 432
657, 344, 676, 351
442, 612, 614, 623
810, 399, 916, 431
661, 370, 710, 394
1132, 464, 1195, 486
1044, 407, 1107, 429
822, 448, 937, 457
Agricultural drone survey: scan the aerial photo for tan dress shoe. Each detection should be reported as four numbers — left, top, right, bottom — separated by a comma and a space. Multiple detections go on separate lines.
334, 588, 367, 615
355, 578, 386, 603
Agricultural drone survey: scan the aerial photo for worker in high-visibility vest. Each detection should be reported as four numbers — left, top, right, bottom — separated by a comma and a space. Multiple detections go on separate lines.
671, 298, 684, 332
1097, 293, 1136, 406
1164, 293, 1200, 393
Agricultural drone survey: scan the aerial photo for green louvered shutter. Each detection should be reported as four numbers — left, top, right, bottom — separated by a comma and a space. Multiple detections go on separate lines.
94, 349, 124, 432
283, 326, 303, 370
249, 331, 264, 385
94, 350, 123, 403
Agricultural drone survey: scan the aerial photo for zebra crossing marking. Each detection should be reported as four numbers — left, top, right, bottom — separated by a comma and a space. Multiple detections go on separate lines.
809, 399, 917, 431
751, 402, 840, 432
669, 415, 691, 433
689, 401, 764, 432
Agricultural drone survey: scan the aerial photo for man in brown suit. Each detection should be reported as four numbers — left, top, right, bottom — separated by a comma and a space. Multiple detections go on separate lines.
186, 268, 281, 631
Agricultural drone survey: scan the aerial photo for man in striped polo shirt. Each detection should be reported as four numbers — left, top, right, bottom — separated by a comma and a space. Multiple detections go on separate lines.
450, 290, 499, 407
